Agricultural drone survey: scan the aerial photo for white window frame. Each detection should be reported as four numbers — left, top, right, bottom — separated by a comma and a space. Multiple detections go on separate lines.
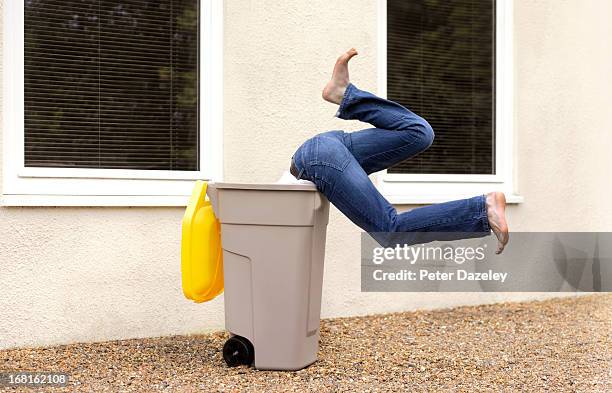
1, 0, 223, 206
376, 0, 522, 204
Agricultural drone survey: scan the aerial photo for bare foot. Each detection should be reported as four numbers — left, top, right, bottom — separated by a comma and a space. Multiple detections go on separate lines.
322, 48, 359, 105
486, 192, 509, 254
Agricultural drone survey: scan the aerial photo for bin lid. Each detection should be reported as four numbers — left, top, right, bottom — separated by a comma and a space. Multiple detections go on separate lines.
209, 182, 318, 191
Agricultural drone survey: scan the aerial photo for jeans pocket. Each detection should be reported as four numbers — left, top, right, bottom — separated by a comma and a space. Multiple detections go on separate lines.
311, 134, 351, 172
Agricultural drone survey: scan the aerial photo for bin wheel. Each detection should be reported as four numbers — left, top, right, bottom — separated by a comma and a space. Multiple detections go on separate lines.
223, 335, 254, 367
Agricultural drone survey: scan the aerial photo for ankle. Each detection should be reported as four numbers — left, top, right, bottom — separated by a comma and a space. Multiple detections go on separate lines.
322, 83, 346, 105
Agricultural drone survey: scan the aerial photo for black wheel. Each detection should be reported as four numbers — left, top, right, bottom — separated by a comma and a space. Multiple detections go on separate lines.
223, 335, 254, 367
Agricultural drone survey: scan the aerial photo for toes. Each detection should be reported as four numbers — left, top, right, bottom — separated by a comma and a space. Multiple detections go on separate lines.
495, 232, 509, 254
338, 49, 358, 63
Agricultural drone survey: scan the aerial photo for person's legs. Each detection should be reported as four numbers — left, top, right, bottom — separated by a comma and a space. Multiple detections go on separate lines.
291, 132, 490, 247
293, 48, 508, 252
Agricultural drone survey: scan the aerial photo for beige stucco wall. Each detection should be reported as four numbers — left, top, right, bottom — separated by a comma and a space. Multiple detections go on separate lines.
1, 0, 610, 350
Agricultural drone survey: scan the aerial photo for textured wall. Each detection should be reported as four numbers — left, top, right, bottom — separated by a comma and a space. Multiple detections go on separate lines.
512, 0, 612, 231
0, 0, 3, 194
1, 0, 610, 349
0, 207, 224, 348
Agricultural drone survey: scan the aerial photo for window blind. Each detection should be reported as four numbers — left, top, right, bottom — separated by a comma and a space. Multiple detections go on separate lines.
24, 0, 199, 171
387, 0, 495, 175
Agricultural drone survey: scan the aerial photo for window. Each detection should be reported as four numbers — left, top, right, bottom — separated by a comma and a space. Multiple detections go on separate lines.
24, 0, 199, 171
377, 0, 521, 203
387, 0, 495, 175
2, 0, 222, 206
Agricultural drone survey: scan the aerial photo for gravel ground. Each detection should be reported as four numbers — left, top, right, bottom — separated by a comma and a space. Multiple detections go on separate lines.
1, 294, 610, 392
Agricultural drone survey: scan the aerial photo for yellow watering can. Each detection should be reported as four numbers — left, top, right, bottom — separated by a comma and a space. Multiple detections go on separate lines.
181, 181, 224, 302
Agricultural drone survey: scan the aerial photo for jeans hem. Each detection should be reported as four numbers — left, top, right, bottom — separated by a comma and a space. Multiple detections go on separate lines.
480, 194, 491, 233
336, 83, 357, 119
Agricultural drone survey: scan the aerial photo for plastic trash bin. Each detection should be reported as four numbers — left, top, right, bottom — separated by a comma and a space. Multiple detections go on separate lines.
206, 182, 330, 371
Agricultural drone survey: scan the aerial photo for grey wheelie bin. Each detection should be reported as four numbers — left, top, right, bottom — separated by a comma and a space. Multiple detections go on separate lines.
206, 182, 330, 371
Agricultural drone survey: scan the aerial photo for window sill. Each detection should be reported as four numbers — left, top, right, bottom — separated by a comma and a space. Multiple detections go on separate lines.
375, 173, 522, 205
0, 192, 524, 207
384, 194, 524, 205
0, 194, 190, 207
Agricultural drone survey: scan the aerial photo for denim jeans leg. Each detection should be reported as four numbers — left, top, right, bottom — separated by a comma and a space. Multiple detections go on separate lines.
336, 84, 435, 174
292, 131, 490, 247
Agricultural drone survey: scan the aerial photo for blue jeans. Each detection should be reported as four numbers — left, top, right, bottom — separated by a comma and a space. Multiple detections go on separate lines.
291, 83, 491, 247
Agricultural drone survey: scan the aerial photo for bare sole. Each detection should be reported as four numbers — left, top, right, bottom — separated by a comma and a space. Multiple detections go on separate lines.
486, 192, 509, 254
